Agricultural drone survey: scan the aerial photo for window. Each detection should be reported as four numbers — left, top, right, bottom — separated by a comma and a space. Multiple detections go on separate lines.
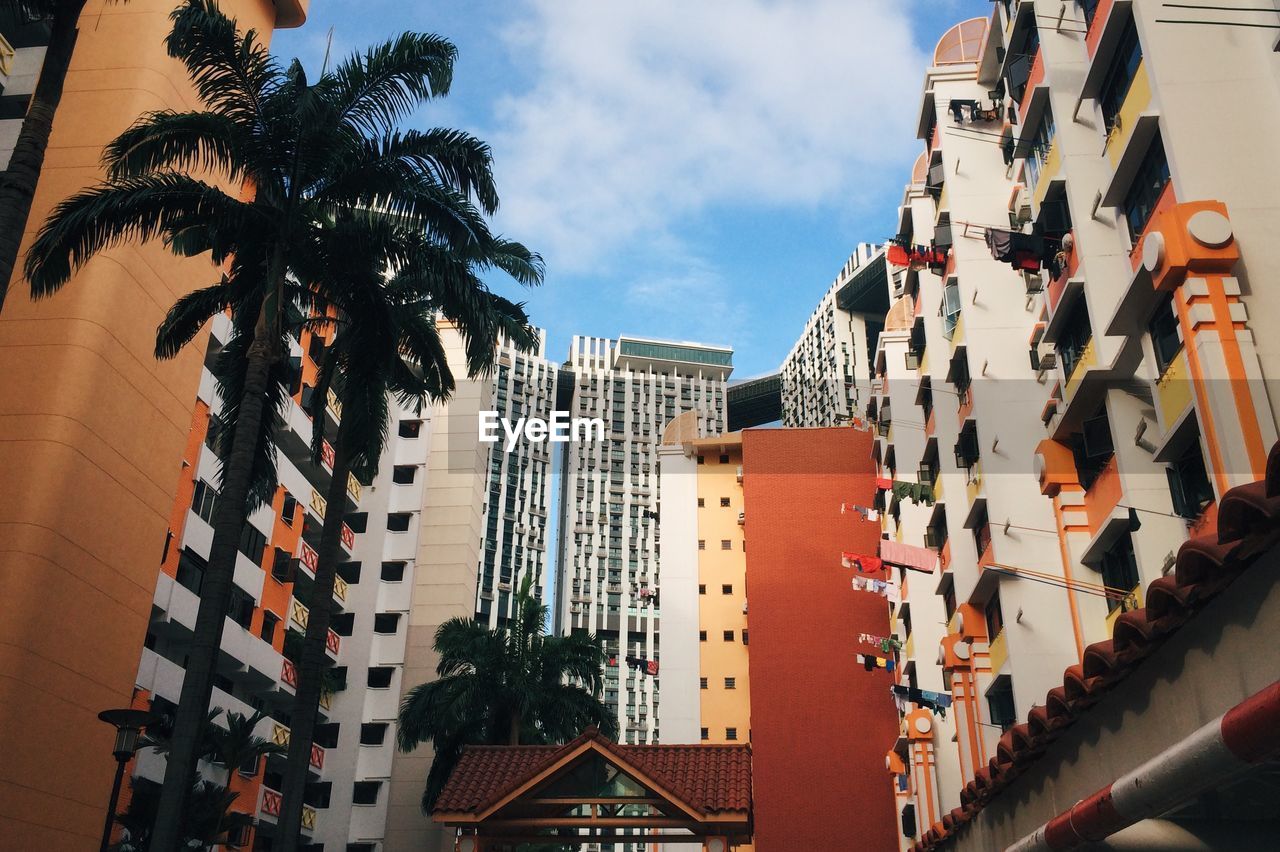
986, 676, 1017, 732
1079, 0, 1101, 28
1149, 295, 1182, 375
724, 677, 736, 689
260, 610, 280, 644
366, 667, 394, 689
237, 752, 260, 777
941, 280, 961, 340
176, 548, 207, 594
387, 512, 412, 532
699, 630, 707, 642
700, 677, 708, 690
720, 540, 732, 550
373, 613, 401, 634
360, 722, 388, 746
985, 591, 1005, 641
392, 465, 417, 485
1098, 18, 1142, 135
227, 587, 254, 630
237, 523, 268, 562
723, 630, 734, 642
1123, 136, 1171, 243
345, 512, 369, 534
696, 455, 705, 465
721, 584, 733, 595
943, 584, 957, 622
954, 421, 980, 470
192, 480, 218, 524
1072, 404, 1114, 490
1167, 432, 1214, 520
280, 492, 297, 526
719, 454, 730, 464
381, 561, 406, 582
1057, 297, 1094, 380
352, 781, 381, 806
1024, 105, 1057, 190
1100, 532, 1140, 613
725, 727, 738, 741
331, 613, 355, 636
698, 540, 706, 551
720, 497, 731, 507
700, 727, 709, 741
697, 497, 705, 507
313, 723, 340, 749
398, 420, 422, 439
742, 629, 749, 645
699, 584, 706, 595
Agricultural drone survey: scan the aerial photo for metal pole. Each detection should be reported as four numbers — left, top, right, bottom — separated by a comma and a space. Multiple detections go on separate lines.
99, 756, 127, 852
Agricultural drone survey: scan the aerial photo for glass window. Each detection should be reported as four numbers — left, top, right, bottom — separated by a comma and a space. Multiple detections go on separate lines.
1100, 532, 1140, 612
1124, 136, 1171, 243
986, 677, 1017, 732
352, 781, 381, 805
1149, 295, 1182, 375
1167, 431, 1214, 520
1057, 298, 1094, 380
984, 591, 1005, 640
1099, 19, 1142, 134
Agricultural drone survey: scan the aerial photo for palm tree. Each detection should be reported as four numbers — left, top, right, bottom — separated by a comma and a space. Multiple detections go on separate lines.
22, 2, 503, 844
398, 577, 619, 811
0, 0, 95, 308
273, 222, 544, 846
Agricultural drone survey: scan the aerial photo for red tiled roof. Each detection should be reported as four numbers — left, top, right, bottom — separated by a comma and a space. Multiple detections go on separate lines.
918, 442, 1280, 851
434, 727, 752, 816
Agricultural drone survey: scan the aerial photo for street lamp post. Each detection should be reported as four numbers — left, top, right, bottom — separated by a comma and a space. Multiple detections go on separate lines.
97, 708, 155, 852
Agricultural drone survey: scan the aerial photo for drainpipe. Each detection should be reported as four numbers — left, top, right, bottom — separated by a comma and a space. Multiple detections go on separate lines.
1006, 680, 1280, 852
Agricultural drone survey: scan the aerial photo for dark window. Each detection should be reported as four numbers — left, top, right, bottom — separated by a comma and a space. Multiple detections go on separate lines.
281, 492, 298, 526
381, 561, 406, 582
696, 455, 705, 465
720, 540, 732, 550
987, 676, 1017, 732
719, 454, 730, 464
943, 584, 957, 622
260, 611, 280, 645
237, 752, 260, 777
387, 513, 412, 532
1100, 532, 1141, 612
723, 630, 734, 642
721, 584, 733, 595
192, 480, 218, 524
360, 723, 388, 746
1080, 0, 1101, 29
352, 781, 381, 805
373, 613, 401, 634
227, 587, 254, 629
698, 540, 706, 550
699, 630, 707, 642
398, 420, 422, 439
725, 727, 738, 741
304, 780, 332, 809
176, 548, 207, 594
720, 497, 731, 507
331, 613, 355, 636
1057, 297, 1094, 380
237, 523, 268, 563
313, 723, 340, 749
700, 677, 708, 689
697, 497, 705, 507
700, 727, 709, 740
1149, 296, 1182, 375
985, 591, 1005, 640
1073, 405, 1114, 490
337, 561, 361, 584
1098, 18, 1142, 135
955, 422, 980, 469
698, 584, 706, 595
725, 677, 736, 689
367, 667, 394, 689
345, 513, 368, 534
972, 506, 992, 558
392, 465, 416, 485
1168, 432, 1214, 520
1123, 136, 1171, 243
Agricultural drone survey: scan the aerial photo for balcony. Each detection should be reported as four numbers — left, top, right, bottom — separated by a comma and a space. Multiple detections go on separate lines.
1104, 61, 1153, 169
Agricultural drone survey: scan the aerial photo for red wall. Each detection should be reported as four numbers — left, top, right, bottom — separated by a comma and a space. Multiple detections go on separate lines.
742, 427, 900, 852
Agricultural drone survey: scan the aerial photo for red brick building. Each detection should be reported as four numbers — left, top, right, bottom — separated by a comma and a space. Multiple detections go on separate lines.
742, 427, 899, 851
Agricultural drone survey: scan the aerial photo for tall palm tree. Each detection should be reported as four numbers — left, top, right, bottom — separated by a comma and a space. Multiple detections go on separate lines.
273, 221, 544, 846
398, 577, 619, 811
0, 0, 93, 308
22, 2, 503, 844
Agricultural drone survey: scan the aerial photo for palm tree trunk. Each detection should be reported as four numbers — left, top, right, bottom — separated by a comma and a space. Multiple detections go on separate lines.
150, 301, 280, 850
0, 0, 87, 309
509, 711, 521, 746
276, 416, 354, 850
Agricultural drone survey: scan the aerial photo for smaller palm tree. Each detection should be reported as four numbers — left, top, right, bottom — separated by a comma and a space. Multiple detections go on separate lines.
398, 577, 618, 811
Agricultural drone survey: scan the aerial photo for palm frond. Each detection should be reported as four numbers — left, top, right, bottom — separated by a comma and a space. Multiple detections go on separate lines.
103, 109, 254, 183
328, 32, 456, 137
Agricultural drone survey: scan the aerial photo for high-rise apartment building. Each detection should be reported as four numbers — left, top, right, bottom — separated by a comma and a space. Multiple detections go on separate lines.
862, 10, 1280, 851
0, 2, 306, 847
554, 335, 732, 745
474, 334, 558, 628
655, 424, 751, 751
780, 243, 892, 427
127, 310, 424, 851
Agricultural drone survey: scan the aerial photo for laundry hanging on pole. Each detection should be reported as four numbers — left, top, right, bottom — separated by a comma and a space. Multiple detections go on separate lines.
858, 632, 903, 653
624, 654, 659, 677
891, 480, 935, 506
856, 653, 895, 673
842, 552, 884, 573
892, 684, 953, 718
841, 503, 880, 521
879, 540, 940, 575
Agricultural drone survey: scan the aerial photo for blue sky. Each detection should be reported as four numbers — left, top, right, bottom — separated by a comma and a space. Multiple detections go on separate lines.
273, 0, 991, 378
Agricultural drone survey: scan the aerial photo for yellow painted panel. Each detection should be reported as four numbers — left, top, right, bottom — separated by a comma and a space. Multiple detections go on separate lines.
950, 312, 966, 350
1065, 339, 1096, 398
290, 599, 309, 630
988, 629, 1008, 675
965, 462, 983, 505
1156, 349, 1193, 429
347, 472, 361, 501
310, 489, 327, 517
1106, 61, 1151, 168
905, 632, 915, 661
333, 575, 348, 602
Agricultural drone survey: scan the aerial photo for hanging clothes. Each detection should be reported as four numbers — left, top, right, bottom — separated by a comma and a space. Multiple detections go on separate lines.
880, 540, 940, 574
887, 243, 912, 267
985, 228, 1017, 263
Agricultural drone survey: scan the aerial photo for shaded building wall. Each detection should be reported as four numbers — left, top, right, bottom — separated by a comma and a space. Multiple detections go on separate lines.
742, 427, 900, 852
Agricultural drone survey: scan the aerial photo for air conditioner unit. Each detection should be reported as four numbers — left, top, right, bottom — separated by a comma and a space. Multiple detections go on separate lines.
1008, 184, 1031, 223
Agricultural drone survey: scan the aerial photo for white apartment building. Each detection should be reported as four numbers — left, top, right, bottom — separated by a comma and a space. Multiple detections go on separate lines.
554, 335, 732, 745
780, 243, 892, 427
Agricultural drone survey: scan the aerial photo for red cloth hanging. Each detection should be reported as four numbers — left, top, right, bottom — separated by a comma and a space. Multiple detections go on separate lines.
887, 244, 911, 267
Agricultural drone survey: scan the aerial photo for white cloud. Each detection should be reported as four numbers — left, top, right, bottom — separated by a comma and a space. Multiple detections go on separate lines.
487, 0, 928, 273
